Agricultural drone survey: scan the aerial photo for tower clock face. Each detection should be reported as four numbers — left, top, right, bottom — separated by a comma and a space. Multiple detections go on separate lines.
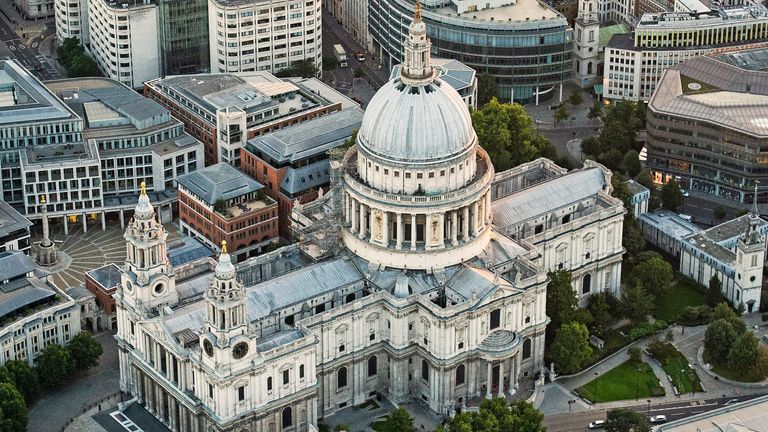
233, 342, 249, 359
203, 339, 214, 357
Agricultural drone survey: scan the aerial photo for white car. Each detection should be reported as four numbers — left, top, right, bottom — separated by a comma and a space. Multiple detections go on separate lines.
588, 420, 606, 429
650, 415, 668, 424
680, 189, 690, 197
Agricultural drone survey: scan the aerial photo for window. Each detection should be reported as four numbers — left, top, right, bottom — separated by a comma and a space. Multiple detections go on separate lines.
456, 365, 465, 385
368, 356, 377, 376
337, 367, 348, 388
267, 377, 273, 391
523, 338, 532, 359
534, 224, 544, 234
299, 364, 305, 379
421, 360, 429, 381
282, 407, 293, 429
582, 274, 592, 294
238, 385, 245, 401
490, 309, 501, 330
208, 383, 213, 398
283, 369, 290, 385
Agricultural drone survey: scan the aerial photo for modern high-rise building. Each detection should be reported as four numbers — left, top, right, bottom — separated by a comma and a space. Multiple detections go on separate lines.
158, 0, 211, 75
207, 0, 323, 75
368, 0, 572, 104
603, 3, 768, 102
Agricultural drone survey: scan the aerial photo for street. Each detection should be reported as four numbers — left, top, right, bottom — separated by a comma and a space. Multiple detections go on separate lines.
544, 393, 766, 431
0, 3, 60, 81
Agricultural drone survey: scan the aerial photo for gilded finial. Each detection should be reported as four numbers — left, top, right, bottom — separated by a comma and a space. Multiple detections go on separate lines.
140, 181, 147, 196
221, 240, 227, 254
414, 0, 422, 21
40, 195, 46, 205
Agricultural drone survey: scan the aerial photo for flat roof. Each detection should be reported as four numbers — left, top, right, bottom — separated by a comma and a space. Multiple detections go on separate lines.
0, 60, 79, 126
637, 209, 701, 240
176, 162, 264, 205
717, 47, 768, 71
0, 200, 31, 238
86, 263, 123, 291
432, 0, 560, 22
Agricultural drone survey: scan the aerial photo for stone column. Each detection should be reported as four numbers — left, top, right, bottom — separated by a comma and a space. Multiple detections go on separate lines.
410, 214, 417, 250
486, 361, 493, 399
101, 211, 106, 231
451, 210, 458, 246
486, 192, 492, 224
471, 202, 479, 235
382, 211, 389, 246
438, 212, 446, 247
63, 215, 69, 236
396, 213, 403, 249
119, 209, 125, 229
462, 207, 470, 241
497, 362, 505, 397
344, 193, 350, 224
82, 213, 88, 233
358, 203, 367, 239
351, 200, 359, 233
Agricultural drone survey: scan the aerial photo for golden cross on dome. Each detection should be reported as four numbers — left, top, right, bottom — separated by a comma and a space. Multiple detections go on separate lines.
140, 181, 147, 196
221, 240, 228, 254
414, 0, 422, 21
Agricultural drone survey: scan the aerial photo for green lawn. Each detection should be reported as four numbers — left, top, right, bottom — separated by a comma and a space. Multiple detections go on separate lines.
576, 360, 665, 403
659, 351, 703, 394
654, 277, 705, 322
704, 350, 765, 383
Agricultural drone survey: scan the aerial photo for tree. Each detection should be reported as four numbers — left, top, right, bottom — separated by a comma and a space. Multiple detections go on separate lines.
3, 361, 37, 405
477, 73, 498, 107
377, 407, 414, 432
568, 90, 583, 107
0, 383, 27, 432
628, 346, 642, 365
605, 408, 651, 432
586, 292, 616, 336
554, 105, 570, 126
728, 332, 761, 376
546, 270, 577, 332
704, 318, 738, 362
707, 275, 723, 308
442, 398, 545, 432
275, 59, 317, 78
714, 206, 727, 222
661, 179, 684, 211
712, 302, 746, 334
630, 253, 673, 298
623, 150, 642, 177
621, 281, 654, 321
67, 332, 103, 371
587, 100, 603, 121
340, 129, 358, 151
36, 344, 74, 389
353, 67, 365, 78
623, 216, 646, 260
551, 322, 593, 374
322, 56, 338, 71
471, 98, 553, 171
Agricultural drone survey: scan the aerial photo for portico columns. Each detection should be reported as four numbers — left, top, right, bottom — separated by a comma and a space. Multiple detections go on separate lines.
351, 200, 359, 233
381, 211, 390, 246
358, 203, 367, 239
497, 362, 505, 397
396, 213, 403, 249
471, 201, 479, 235
410, 214, 417, 250
462, 207, 469, 242
486, 192, 492, 224
344, 193, 350, 224
451, 211, 458, 246
486, 361, 493, 399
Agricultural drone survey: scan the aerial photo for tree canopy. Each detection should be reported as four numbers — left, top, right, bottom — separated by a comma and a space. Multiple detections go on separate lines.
2, 361, 37, 405
67, 332, 104, 371
275, 59, 318, 78
58, 37, 101, 78
477, 73, 498, 107
704, 318, 738, 361
36, 344, 74, 389
621, 281, 654, 322
605, 408, 650, 432
580, 100, 645, 174
551, 321, 593, 374
375, 407, 414, 432
0, 383, 27, 432
661, 179, 684, 211
630, 252, 673, 297
471, 98, 555, 171
546, 270, 577, 331
707, 275, 723, 308
440, 398, 545, 432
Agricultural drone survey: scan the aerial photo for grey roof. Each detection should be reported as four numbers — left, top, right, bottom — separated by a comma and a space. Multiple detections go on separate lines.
390, 58, 476, 93
0, 251, 36, 286
626, 179, 649, 196
0, 201, 31, 238
67, 286, 95, 300
256, 329, 306, 352
280, 161, 330, 195
684, 233, 736, 264
176, 163, 264, 205
650, 58, 768, 137
358, 74, 475, 163
637, 210, 701, 241
86, 264, 123, 290
248, 108, 363, 164
492, 168, 607, 228
0, 277, 56, 319
167, 236, 213, 267
717, 47, 768, 71
0, 60, 79, 125
176, 273, 214, 302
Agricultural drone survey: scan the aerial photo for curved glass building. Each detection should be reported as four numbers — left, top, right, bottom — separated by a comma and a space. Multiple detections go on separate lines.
369, 0, 573, 104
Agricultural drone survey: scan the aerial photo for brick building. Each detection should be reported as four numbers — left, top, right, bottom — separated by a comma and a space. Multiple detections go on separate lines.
144, 72, 358, 166
177, 163, 278, 262
84, 263, 122, 330
242, 107, 363, 238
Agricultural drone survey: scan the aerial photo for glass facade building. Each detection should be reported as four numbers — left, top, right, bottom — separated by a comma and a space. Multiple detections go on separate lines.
369, 0, 573, 104
158, 0, 210, 75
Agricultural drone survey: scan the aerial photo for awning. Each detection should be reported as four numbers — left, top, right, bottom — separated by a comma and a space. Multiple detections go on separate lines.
593, 84, 604, 95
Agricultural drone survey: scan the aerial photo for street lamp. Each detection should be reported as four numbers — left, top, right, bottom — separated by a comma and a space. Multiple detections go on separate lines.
647, 399, 652, 417
593, 372, 599, 404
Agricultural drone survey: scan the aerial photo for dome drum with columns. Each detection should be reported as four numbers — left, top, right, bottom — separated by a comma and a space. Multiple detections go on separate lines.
341, 5, 494, 270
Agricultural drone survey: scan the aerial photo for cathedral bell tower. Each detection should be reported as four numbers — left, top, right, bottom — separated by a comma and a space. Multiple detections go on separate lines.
735, 182, 766, 313
573, 0, 600, 86
120, 182, 178, 315
200, 241, 254, 370
400, 1, 435, 86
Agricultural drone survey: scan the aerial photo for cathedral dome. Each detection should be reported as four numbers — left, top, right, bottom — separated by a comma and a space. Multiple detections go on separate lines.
357, 78, 475, 164
356, 3, 475, 164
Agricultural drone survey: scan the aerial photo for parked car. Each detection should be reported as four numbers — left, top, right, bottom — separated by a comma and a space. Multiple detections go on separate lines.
680, 189, 690, 197
356, 52, 366, 61
650, 415, 668, 424
588, 420, 606, 429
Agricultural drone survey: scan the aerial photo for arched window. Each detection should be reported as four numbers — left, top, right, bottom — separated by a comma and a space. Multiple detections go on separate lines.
523, 338, 532, 360
346, 293, 355, 303
421, 360, 429, 382
490, 309, 501, 330
368, 356, 377, 377
282, 406, 292, 429
337, 367, 348, 388
582, 274, 592, 294
456, 364, 466, 385
267, 377, 273, 391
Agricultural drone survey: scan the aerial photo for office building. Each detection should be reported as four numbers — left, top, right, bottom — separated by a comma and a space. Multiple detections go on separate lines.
0, 201, 32, 254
